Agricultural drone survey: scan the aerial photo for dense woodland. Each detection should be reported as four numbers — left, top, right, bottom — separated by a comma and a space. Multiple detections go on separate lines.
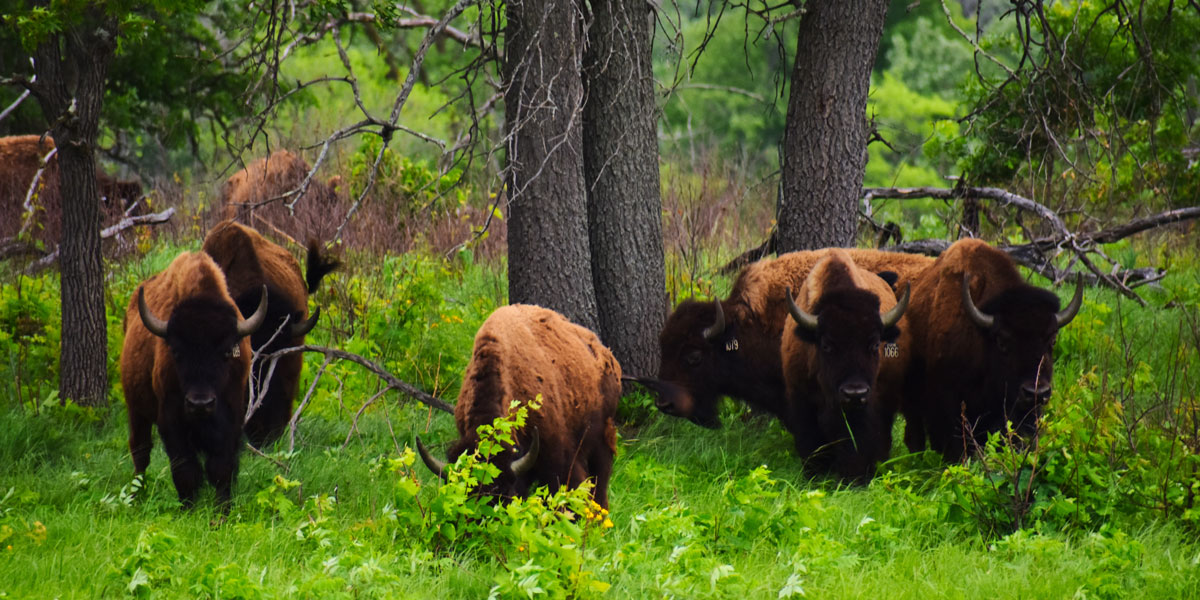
1, 0, 1199, 597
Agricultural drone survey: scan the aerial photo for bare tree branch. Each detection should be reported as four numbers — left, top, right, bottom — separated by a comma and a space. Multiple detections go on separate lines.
20, 208, 176, 272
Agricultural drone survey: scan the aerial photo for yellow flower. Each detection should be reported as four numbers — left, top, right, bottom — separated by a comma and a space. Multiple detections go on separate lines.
602, 518, 614, 529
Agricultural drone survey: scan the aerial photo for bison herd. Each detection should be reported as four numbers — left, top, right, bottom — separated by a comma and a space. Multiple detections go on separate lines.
65, 144, 1080, 510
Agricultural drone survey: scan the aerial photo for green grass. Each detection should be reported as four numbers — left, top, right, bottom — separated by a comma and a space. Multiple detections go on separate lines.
1, 241, 1199, 599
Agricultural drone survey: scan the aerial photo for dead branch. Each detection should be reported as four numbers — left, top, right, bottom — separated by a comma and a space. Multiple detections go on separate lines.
861, 185, 1070, 237
259, 344, 454, 415
20, 207, 175, 273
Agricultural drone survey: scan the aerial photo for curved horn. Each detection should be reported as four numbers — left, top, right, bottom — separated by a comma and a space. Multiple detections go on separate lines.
1055, 274, 1084, 327
137, 287, 169, 338
235, 285, 269, 337
961, 274, 995, 329
291, 307, 321, 338
702, 300, 726, 341
880, 283, 911, 328
510, 428, 540, 477
785, 286, 819, 333
415, 436, 448, 480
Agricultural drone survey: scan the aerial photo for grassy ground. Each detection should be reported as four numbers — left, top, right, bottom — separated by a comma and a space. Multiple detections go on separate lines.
1, 239, 1198, 599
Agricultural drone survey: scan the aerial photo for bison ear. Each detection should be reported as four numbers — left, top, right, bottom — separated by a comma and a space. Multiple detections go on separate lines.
877, 271, 899, 290
882, 325, 901, 343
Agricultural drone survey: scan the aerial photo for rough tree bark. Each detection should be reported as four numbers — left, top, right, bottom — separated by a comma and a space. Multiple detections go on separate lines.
583, 0, 665, 378
504, 0, 599, 331
26, 11, 118, 406
777, 0, 890, 252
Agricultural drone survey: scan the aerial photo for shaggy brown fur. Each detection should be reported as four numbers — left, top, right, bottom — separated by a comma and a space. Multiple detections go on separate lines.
120, 252, 254, 508
902, 238, 1077, 460
650, 248, 933, 429
0, 135, 143, 246
202, 220, 338, 446
781, 250, 906, 482
220, 150, 341, 243
435, 305, 622, 508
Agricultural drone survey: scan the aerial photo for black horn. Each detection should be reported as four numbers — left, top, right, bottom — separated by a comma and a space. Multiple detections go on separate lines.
510, 428, 540, 477
236, 285, 269, 337
785, 286, 819, 333
291, 307, 321, 338
415, 436, 448, 480
880, 283, 910, 328
1055, 274, 1084, 327
961, 274, 994, 329
137, 287, 170, 338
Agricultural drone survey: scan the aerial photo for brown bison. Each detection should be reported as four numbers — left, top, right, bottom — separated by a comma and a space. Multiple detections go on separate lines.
644, 249, 933, 429
901, 238, 1082, 460
781, 249, 910, 482
0, 135, 143, 246
202, 220, 340, 447
416, 305, 622, 508
120, 251, 268, 508
220, 150, 341, 243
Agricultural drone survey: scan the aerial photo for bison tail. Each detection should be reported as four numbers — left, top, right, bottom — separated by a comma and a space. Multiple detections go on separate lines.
305, 240, 342, 293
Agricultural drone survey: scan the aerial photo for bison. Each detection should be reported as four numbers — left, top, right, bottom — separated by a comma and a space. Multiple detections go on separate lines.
202, 220, 340, 447
901, 238, 1083, 460
0, 135, 143, 247
416, 305, 622, 508
120, 251, 268, 508
780, 249, 910, 482
220, 150, 341, 244
643, 249, 933, 430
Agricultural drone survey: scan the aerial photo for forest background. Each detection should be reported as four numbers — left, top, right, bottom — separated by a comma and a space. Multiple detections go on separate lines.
1, 0, 1199, 597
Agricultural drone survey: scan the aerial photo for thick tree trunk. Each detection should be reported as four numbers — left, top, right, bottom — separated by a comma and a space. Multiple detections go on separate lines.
777, 0, 889, 252
583, 0, 665, 378
29, 14, 118, 406
504, 0, 599, 331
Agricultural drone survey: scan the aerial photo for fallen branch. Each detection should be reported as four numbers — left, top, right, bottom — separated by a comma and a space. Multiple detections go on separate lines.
20, 207, 176, 273
862, 185, 1070, 237
259, 344, 453, 415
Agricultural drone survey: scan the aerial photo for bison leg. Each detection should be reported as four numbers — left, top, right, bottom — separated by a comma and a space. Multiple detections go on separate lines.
128, 410, 154, 475
587, 446, 614, 510
790, 401, 825, 459
205, 449, 240, 510
158, 423, 203, 507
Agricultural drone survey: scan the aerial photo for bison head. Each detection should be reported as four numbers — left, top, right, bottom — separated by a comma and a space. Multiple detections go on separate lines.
961, 274, 1082, 434
647, 299, 744, 428
139, 286, 268, 416
786, 284, 908, 409
416, 429, 540, 501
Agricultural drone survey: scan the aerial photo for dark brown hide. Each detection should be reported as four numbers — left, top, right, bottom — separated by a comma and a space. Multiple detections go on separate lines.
202, 220, 337, 446
431, 305, 622, 508
119, 252, 253, 508
652, 249, 933, 429
902, 238, 1077, 460
0, 135, 143, 246
781, 249, 906, 482
220, 150, 341, 244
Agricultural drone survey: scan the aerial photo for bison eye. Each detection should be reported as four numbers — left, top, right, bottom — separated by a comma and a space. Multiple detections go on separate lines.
820, 340, 834, 354
685, 350, 702, 366
868, 340, 880, 353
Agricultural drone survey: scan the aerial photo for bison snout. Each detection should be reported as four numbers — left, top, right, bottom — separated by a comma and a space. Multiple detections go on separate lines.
839, 382, 870, 406
186, 393, 216, 414
1020, 382, 1052, 405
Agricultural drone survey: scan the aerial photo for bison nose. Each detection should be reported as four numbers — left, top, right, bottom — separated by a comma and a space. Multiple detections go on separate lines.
186, 394, 216, 409
1020, 383, 1052, 404
839, 382, 870, 405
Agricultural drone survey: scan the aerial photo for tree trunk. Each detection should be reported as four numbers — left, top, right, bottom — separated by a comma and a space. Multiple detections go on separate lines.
29, 14, 118, 406
583, 0, 665, 378
777, 0, 890, 252
504, 0, 599, 330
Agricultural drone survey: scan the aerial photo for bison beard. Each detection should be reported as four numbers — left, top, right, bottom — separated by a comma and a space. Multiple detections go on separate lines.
120, 252, 267, 509
202, 220, 339, 447
901, 238, 1083, 461
417, 305, 622, 507
781, 250, 909, 483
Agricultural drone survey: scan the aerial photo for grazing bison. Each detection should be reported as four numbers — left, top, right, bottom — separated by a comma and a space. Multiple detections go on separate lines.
120, 251, 268, 508
417, 305, 622, 508
220, 150, 341, 243
901, 238, 1083, 460
781, 250, 910, 482
0, 135, 143, 247
202, 220, 340, 447
643, 249, 933, 429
